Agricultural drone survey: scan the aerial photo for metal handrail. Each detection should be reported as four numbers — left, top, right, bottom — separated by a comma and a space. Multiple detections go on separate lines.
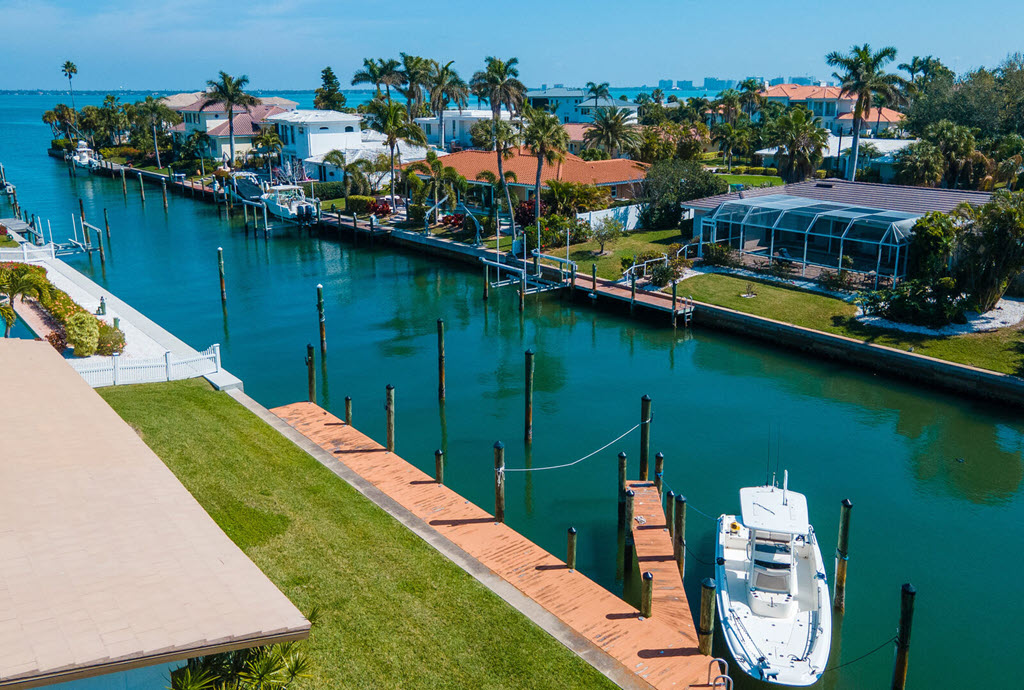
622, 254, 668, 280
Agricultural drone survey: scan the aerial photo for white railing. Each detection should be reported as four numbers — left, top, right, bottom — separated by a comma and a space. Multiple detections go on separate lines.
0, 244, 57, 262
622, 254, 668, 280
68, 344, 221, 388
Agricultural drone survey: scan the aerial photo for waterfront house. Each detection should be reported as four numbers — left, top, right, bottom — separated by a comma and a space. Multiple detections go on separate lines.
756, 136, 917, 182
1, 340, 310, 690
527, 87, 640, 124
170, 95, 297, 162
563, 123, 594, 156
759, 84, 905, 135
405, 147, 648, 209
683, 179, 991, 287
413, 109, 514, 151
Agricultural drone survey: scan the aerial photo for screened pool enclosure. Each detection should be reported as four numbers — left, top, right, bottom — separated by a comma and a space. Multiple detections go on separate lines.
698, 195, 919, 287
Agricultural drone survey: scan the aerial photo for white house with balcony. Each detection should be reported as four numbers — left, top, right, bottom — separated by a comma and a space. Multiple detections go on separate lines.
264, 109, 364, 169
527, 87, 639, 124
413, 109, 512, 150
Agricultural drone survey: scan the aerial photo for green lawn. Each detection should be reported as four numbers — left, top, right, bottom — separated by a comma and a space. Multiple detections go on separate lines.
100, 380, 613, 690
0, 235, 19, 248
318, 198, 346, 211
679, 273, 1024, 375
554, 228, 687, 280
719, 174, 785, 188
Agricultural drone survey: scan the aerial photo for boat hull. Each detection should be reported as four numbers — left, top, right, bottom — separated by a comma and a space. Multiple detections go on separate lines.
714, 515, 832, 686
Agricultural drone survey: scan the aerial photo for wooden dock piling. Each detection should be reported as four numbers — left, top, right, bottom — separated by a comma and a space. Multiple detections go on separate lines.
494, 441, 505, 523
671, 282, 678, 327
630, 274, 637, 315
120, 168, 126, 197
138, 173, 145, 201
641, 571, 654, 619
834, 498, 853, 612
639, 395, 652, 480
618, 451, 628, 498
591, 263, 597, 295
436, 318, 446, 400
305, 344, 316, 403
161, 181, 168, 210
698, 578, 716, 655
483, 265, 489, 300
385, 384, 395, 452
892, 583, 916, 690
434, 449, 444, 484
317, 284, 326, 354
96, 233, 105, 266
623, 488, 635, 530
103, 208, 111, 240
524, 349, 535, 442
218, 247, 226, 302
344, 396, 352, 425
665, 490, 675, 539
674, 494, 686, 579
78, 199, 89, 245
566, 527, 577, 570
654, 452, 664, 493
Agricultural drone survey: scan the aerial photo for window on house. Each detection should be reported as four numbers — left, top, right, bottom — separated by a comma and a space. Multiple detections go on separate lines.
345, 126, 354, 132
319, 126, 329, 130
564, 117, 569, 123
610, 186, 618, 198
425, 124, 432, 135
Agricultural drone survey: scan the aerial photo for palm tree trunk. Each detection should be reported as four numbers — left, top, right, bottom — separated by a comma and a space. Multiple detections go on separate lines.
152, 123, 162, 169
69, 79, 76, 111
848, 117, 862, 182
229, 114, 236, 167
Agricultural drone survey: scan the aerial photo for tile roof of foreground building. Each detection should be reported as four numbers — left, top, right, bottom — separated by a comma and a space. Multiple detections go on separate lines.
409, 147, 648, 187
760, 84, 854, 101
682, 179, 992, 214
836, 106, 905, 123
0, 340, 310, 688
176, 97, 295, 113
205, 105, 286, 137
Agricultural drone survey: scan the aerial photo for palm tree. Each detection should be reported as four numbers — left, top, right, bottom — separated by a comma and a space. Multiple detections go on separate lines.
365, 99, 427, 208
769, 107, 830, 183
134, 96, 178, 169
407, 151, 465, 222
826, 44, 905, 181
585, 81, 611, 112
476, 169, 518, 242
470, 57, 527, 238
651, 88, 665, 105
321, 150, 373, 210
714, 89, 742, 125
41, 110, 60, 139
253, 129, 283, 181
62, 60, 78, 111
352, 58, 386, 98
522, 107, 570, 231
428, 61, 468, 151
584, 106, 641, 158
400, 53, 431, 119
199, 71, 258, 166
0, 267, 51, 338
712, 122, 749, 172
738, 78, 762, 118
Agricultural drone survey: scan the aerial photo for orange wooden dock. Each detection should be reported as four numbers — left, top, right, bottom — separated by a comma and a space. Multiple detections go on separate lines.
272, 402, 724, 689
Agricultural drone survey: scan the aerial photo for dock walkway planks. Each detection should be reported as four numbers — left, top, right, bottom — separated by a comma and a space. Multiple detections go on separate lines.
626, 481, 697, 640
272, 402, 721, 689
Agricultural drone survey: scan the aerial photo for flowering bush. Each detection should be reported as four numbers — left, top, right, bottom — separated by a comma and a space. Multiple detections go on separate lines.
96, 322, 126, 356
45, 329, 67, 353
66, 312, 100, 357
368, 201, 392, 217
439, 214, 465, 228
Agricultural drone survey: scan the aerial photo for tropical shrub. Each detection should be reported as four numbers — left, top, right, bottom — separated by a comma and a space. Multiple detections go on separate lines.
65, 312, 99, 357
45, 329, 67, 352
514, 200, 549, 227
368, 201, 392, 217
856, 279, 967, 327
302, 181, 346, 200
346, 195, 375, 214
701, 242, 739, 267
650, 263, 674, 287
620, 250, 666, 272
640, 159, 728, 229
51, 139, 73, 151
591, 217, 624, 254
408, 204, 427, 224
522, 215, 591, 252
957, 191, 1024, 311
96, 322, 126, 356
541, 181, 612, 216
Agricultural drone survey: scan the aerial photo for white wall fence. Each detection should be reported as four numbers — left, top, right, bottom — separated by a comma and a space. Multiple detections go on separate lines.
577, 203, 646, 231
0, 244, 57, 263
69, 345, 221, 388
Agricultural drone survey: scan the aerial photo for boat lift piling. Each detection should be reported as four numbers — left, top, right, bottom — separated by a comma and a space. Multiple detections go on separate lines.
834, 499, 853, 612
639, 395, 652, 480
305, 344, 316, 403
892, 583, 916, 690
137, 173, 145, 202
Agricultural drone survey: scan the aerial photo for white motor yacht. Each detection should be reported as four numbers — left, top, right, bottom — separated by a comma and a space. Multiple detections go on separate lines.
715, 473, 832, 685
260, 185, 318, 221
70, 140, 98, 169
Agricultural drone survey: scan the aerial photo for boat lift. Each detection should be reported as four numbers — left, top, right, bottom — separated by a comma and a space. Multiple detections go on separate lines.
480, 254, 571, 297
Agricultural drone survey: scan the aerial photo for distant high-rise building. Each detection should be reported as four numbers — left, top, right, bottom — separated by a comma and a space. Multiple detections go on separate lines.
769, 77, 787, 86
790, 76, 816, 86
658, 79, 674, 90
676, 80, 694, 90
703, 77, 735, 92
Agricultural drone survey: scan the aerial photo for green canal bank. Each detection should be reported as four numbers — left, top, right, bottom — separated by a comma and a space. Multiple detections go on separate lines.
5, 93, 1024, 688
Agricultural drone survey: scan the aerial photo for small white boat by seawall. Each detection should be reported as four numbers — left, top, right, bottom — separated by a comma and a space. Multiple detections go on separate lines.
69, 140, 99, 169
715, 473, 831, 685
260, 185, 318, 221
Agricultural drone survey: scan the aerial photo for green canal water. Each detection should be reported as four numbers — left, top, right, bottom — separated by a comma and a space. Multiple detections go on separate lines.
3, 95, 1021, 688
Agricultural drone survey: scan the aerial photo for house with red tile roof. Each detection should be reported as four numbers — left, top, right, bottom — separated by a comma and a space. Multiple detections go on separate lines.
405, 147, 648, 208
169, 96, 297, 163
759, 84, 905, 135
562, 123, 593, 155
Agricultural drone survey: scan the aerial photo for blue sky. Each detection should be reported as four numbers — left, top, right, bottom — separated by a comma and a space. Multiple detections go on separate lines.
1, 0, 1021, 90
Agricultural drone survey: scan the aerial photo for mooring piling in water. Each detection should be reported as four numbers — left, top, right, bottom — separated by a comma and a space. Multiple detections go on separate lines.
161, 181, 168, 210
494, 441, 505, 523
120, 167, 127, 197
618, 451, 628, 499
344, 395, 352, 425
437, 318, 446, 400
218, 247, 226, 302
630, 273, 637, 315
305, 344, 316, 403
103, 208, 111, 240
137, 173, 145, 201
639, 395, 652, 480
892, 583, 916, 690
96, 233, 105, 266
434, 449, 444, 485
665, 490, 675, 539
698, 578, 716, 655
654, 452, 664, 493
674, 494, 686, 579
385, 384, 395, 452
317, 284, 326, 354
641, 571, 654, 619
78, 199, 89, 245
483, 265, 489, 300
566, 526, 577, 570
835, 498, 853, 612
671, 281, 678, 327
524, 349, 535, 442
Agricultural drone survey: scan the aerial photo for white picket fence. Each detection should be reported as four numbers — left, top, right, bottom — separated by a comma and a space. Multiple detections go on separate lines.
577, 203, 646, 231
69, 345, 221, 388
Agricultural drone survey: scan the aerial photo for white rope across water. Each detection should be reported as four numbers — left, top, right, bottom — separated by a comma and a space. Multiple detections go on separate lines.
500, 417, 650, 474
